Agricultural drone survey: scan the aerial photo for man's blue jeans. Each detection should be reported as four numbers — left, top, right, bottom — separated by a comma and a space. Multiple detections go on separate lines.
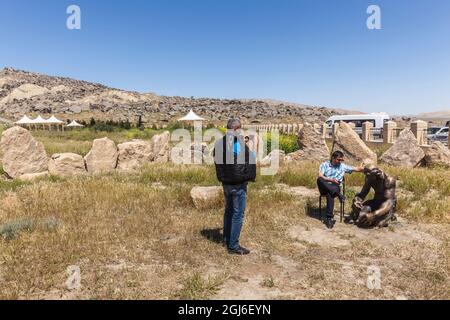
223, 183, 247, 250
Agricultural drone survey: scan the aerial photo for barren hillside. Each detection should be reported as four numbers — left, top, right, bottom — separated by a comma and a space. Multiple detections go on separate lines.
0, 68, 349, 126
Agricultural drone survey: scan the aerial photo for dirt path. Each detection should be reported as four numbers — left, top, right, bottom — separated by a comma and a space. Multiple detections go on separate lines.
212, 217, 448, 300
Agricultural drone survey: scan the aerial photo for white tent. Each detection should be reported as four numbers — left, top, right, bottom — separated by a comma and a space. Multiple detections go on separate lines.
66, 120, 84, 128
44, 115, 64, 124
31, 115, 46, 124
15, 115, 33, 125
178, 109, 205, 122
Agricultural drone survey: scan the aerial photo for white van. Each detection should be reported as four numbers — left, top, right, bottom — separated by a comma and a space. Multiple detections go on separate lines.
325, 113, 391, 138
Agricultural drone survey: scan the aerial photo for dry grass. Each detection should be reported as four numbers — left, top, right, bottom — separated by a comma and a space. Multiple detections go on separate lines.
0, 167, 304, 299
0, 126, 448, 299
30, 128, 163, 156
0, 163, 448, 300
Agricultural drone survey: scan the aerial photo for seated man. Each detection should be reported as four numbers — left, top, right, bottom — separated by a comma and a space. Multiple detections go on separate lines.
317, 151, 364, 229
351, 165, 397, 228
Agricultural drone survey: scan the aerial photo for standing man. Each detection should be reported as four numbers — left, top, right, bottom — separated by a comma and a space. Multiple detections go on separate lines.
214, 119, 257, 255
317, 151, 364, 229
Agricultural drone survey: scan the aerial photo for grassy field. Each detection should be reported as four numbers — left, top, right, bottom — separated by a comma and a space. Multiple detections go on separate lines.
0, 126, 449, 299
0, 162, 448, 300
31, 128, 165, 156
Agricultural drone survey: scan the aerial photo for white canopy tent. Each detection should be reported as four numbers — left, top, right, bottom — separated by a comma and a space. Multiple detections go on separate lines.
31, 115, 46, 125
66, 120, 84, 128
15, 115, 33, 130
178, 109, 205, 122
45, 115, 64, 124
15, 115, 33, 125
16, 115, 66, 131
44, 115, 65, 131
177, 109, 206, 164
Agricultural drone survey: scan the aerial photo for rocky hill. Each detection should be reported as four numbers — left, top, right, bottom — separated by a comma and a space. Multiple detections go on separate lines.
416, 110, 450, 121
0, 68, 351, 126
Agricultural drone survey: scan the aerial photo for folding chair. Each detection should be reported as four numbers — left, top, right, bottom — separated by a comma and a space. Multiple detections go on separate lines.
319, 177, 346, 223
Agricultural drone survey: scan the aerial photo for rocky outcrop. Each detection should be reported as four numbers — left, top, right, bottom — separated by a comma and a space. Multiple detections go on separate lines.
0, 68, 349, 125
84, 137, 118, 174
117, 140, 153, 171
0, 126, 48, 178
260, 150, 286, 167
151, 131, 170, 163
190, 186, 224, 210
287, 123, 330, 163
332, 122, 377, 166
380, 129, 425, 168
48, 153, 87, 176
423, 142, 450, 167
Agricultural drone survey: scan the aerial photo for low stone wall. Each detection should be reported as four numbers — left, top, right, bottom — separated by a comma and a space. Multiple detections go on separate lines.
247, 120, 450, 150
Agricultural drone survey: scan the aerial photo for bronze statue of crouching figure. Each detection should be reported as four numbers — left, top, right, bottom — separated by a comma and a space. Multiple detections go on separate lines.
351, 165, 397, 228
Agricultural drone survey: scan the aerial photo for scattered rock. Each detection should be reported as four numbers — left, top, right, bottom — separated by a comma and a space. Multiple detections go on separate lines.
68, 105, 82, 114
0, 126, 48, 178
151, 131, 170, 163
18, 171, 49, 181
0, 83, 49, 104
286, 123, 329, 163
84, 137, 118, 174
190, 186, 223, 210
380, 129, 425, 168
260, 150, 285, 167
423, 141, 450, 167
332, 122, 377, 166
0, 68, 348, 125
117, 139, 153, 171
48, 153, 87, 177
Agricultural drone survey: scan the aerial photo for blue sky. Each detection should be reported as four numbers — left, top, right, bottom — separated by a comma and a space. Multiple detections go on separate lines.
1, 0, 449, 115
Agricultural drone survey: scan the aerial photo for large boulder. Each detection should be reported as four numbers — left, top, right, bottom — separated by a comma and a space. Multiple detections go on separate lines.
0, 126, 48, 178
117, 139, 153, 171
48, 153, 87, 177
260, 149, 285, 167
423, 142, 450, 167
380, 128, 425, 168
84, 137, 118, 174
190, 186, 223, 210
151, 131, 170, 163
332, 122, 377, 166
287, 123, 329, 162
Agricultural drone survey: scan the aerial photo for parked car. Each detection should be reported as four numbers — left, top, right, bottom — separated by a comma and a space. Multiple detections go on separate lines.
427, 126, 442, 140
325, 113, 390, 139
429, 127, 449, 144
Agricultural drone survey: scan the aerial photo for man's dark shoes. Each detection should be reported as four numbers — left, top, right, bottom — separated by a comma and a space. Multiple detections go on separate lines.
325, 217, 335, 229
228, 246, 250, 255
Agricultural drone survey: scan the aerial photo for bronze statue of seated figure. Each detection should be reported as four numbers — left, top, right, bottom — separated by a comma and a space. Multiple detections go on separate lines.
351, 165, 397, 228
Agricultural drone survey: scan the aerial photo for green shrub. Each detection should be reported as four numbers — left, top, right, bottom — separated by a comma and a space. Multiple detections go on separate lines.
0, 218, 35, 240
176, 272, 225, 300
264, 133, 299, 154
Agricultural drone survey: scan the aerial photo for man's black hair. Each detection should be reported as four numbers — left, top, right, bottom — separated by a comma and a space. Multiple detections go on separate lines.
331, 150, 344, 160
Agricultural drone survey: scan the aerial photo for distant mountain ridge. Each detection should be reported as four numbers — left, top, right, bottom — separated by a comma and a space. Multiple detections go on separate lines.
416, 110, 450, 119
0, 67, 354, 126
